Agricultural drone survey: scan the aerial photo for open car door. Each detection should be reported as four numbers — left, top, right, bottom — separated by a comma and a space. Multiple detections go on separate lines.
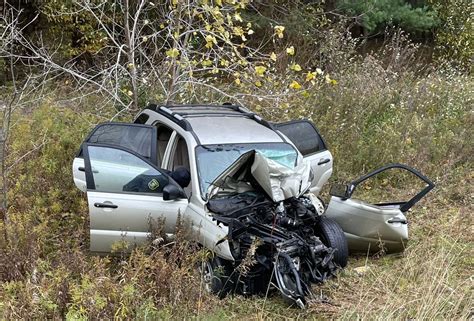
73, 123, 157, 192
274, 120, 332, 195
82, 143, 188, 253
325, 164, 435, 253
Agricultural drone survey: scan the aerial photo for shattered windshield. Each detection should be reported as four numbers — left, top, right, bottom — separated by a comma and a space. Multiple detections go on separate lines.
196, 143, 298, 197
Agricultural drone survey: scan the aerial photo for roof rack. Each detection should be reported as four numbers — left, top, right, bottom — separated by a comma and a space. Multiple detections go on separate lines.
146, 103, 276, 132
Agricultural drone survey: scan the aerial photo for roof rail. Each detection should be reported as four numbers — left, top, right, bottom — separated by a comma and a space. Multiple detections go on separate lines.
146, 103, 275, 132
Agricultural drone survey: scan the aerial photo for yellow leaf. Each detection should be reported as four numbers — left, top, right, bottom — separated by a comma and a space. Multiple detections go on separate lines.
289, 80, 301, 90
165, 48, 180, 58
205, 34, 216, 48
306, 71, 316, 81
234, 13, 243, 22
202, 59, 212, 67
270, 52, 277, 61
255, 65, 267, 76
316, 68, 323, 75
233, 26, 244, 36
290, 63, 302, 71
235, 78, 241, 85
286, 46, 295, 56
274, 25, 285, 39
255, 80, 262, 87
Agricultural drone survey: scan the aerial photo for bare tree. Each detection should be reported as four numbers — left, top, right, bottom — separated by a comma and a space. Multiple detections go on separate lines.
0, 7, 48, 227
0, 1, 329, 118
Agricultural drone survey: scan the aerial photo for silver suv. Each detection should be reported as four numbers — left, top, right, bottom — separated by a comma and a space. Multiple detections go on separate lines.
72, 104, 434, 307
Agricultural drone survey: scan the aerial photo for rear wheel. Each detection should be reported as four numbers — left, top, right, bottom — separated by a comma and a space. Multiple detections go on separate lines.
316, 217, 348, 268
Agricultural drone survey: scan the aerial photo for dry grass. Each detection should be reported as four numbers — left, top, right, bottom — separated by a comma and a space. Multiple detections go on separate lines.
0, 36, 472, 318
324, 207, 472, 319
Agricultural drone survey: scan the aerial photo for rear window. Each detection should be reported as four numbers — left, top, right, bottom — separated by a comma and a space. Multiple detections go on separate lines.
134, 113, 150, 124
274, 120, 327, 156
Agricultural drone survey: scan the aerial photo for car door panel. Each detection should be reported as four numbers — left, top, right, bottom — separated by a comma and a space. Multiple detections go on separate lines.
325, 197, 408, 253
274, 120, 333, 195
88, 192, 187, 252
324, 164, 435, 254
83, 143, 187, 253
73, 123, 157, 191
72, 158, 86, 192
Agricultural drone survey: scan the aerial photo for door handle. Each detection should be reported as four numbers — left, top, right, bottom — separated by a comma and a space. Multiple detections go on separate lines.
94, 202, 118, 209
78, 167, 98, 173
317, 158, 330, 165
387, 218, 407, 224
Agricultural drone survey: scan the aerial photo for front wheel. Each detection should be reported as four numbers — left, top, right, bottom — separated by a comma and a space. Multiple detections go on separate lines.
316, 217, 349, 268
199, 255, 234, 298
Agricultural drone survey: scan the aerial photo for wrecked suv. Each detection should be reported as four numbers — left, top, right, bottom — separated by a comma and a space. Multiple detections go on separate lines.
72, 104, 434, 307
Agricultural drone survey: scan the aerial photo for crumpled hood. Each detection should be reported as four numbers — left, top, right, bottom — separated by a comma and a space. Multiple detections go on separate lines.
207, 150, 312, 202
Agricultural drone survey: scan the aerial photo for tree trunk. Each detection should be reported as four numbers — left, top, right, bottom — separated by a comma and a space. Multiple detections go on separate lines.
123, 0, 139, 112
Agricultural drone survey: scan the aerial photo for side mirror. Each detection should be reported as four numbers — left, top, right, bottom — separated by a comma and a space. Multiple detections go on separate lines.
163, 184, 184, 201
329, 184, 350, 199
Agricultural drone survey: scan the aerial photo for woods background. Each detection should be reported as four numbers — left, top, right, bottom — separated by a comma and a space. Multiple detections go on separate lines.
0, 0, 472, 319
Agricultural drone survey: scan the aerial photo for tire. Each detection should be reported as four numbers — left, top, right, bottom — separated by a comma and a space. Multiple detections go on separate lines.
199, 256, 234, 298
316, 217, 349, 268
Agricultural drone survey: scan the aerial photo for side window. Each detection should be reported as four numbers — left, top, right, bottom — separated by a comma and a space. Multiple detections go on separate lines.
80, 123, 156, 162
87, 145, 169, 194
170, 135, 190, 171
134, 113, 150, 124
156, 123, 173, 167
274, 120, 327, 156
169, 135, 192, 192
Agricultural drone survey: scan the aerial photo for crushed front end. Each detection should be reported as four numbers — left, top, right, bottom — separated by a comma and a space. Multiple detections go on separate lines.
204, 151, 346, 308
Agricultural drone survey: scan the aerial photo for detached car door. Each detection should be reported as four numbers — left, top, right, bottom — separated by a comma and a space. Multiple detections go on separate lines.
274, 120, 333, 195
82, 143, 188, 253
325, 164, 435, 253
73, 123, 158, 192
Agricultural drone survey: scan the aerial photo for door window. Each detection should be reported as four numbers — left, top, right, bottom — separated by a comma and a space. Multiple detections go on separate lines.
80, 123, 157, 162
169, 135, 192, 194
274, 120, 327, 156
156, 123, 173, 167
86, 145, 170, 194
170, 136, 190, 171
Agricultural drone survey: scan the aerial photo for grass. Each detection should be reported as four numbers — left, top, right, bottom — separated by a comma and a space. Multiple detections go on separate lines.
0, 43, 472, 319
197, 194, 472, 320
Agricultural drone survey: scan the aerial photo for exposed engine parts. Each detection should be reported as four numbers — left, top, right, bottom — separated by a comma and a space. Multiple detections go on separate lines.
207, 192, 342, 308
